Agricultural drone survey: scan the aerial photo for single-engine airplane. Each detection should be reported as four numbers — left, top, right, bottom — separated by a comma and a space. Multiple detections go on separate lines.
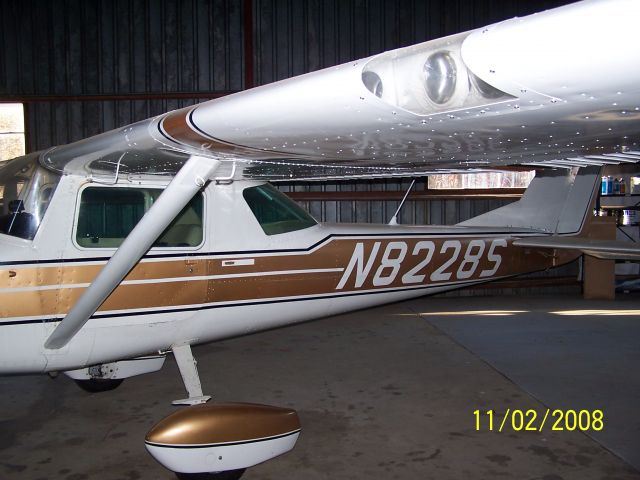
2, 0, 640, 477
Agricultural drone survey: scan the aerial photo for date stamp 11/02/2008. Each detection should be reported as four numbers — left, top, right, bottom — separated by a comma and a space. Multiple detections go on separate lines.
473, 409, 604, 433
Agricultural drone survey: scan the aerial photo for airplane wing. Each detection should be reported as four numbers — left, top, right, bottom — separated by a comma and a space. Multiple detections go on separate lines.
39, 0, 640, 181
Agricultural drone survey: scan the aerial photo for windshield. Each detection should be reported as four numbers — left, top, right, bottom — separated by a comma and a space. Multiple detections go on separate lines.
0, 153, 61, 240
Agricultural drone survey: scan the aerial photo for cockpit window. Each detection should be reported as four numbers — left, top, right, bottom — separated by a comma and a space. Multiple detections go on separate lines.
0, 153, 61, 240
76, 186, 203, 248
243, 183, 317, 235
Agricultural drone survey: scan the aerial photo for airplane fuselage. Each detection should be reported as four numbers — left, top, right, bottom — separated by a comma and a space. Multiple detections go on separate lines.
0, 171, 576, 375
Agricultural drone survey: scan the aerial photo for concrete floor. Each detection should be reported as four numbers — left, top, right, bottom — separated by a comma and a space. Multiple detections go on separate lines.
0, 294, 639, 480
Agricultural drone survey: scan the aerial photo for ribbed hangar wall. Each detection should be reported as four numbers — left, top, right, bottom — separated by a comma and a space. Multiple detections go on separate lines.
277, 179, 513, 225
0, 0, 245, 148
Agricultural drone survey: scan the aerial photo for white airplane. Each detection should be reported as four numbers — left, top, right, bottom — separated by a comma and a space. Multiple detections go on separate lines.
1, 0, 640, 478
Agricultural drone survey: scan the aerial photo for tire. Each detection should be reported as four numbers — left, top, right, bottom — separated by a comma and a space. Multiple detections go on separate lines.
74, 378, 124, 393
175, 469, 245, 480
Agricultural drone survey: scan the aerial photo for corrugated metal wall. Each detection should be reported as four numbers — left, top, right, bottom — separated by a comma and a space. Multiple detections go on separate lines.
1, 0, 245, 149
277, 179, 514, 224
1, 1, 244, 96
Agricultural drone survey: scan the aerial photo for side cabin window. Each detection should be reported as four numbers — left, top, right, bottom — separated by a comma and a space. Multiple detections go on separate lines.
76, 187, 203, 248
243, 183, 317, 235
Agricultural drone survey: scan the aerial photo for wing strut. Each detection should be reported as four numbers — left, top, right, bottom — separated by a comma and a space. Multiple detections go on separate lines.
44, 155, 221, 350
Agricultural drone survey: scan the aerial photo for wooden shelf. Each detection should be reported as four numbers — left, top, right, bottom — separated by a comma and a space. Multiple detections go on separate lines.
599, 195, 640, 209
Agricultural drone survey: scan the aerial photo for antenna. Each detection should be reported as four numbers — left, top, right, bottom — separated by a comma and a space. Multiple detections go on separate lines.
388, 179, 416, 225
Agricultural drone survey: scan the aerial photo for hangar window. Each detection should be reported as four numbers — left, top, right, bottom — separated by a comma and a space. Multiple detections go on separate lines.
76, 187, 204, 248
428, 171, 535, 189
243, 183, 317, 235
0, 103, 26, 162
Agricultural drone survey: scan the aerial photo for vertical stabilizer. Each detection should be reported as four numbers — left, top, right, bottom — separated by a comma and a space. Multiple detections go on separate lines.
458, 167, 600, 234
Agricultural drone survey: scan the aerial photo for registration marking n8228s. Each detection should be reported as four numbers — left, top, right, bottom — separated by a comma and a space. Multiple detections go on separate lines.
335, 238, 507, 290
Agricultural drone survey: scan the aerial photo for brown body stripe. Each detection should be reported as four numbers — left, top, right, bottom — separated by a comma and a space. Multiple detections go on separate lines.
0, 237, 579, 319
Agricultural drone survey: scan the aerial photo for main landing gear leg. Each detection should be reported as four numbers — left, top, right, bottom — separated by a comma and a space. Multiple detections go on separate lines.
171, 344, 211, 405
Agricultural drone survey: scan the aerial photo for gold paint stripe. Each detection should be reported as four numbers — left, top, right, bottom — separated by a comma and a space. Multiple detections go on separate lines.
0, 268, 344, 293
0, 237, 581, 319
0, 234, 524, 288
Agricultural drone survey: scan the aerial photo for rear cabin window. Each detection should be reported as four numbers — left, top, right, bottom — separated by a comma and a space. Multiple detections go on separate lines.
76, 187, 203, 248
243, 184, 317, 235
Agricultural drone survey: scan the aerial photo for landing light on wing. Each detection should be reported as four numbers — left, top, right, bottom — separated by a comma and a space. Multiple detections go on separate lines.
361, 31, 513, 116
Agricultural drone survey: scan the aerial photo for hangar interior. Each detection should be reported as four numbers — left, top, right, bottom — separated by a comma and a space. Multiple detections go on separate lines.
1, 1, 639, 479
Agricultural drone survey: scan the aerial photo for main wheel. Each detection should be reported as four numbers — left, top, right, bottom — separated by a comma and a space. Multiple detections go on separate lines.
175, 469, 245, 480
74, 378, 124, 393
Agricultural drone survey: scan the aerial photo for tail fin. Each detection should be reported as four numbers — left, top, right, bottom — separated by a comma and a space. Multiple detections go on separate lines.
458, 166, 600, 234
461, 166, 640, 260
